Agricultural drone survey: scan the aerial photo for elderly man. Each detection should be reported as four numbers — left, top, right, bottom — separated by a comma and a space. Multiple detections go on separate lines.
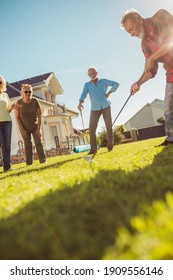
121, 9, 173, 146
77, 66, 119, 154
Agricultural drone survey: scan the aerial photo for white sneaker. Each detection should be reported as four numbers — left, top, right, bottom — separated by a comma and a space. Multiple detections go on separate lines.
83, 155, 93, 162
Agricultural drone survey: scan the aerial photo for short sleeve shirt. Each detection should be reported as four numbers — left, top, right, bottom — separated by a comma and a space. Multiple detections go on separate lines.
0, 92, 11, 122
17, 97, 40, 132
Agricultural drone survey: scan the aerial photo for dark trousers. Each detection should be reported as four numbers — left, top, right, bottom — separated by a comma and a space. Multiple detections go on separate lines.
24, 129, 46, 165
89, 106, 113, 151
0, 121, 12, 171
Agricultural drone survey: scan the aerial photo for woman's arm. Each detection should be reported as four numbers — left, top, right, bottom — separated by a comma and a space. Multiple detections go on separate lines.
36, 107, 42, 138
15, 107, 28, 139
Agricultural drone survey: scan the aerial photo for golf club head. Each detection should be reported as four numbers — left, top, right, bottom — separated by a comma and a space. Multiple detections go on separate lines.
83, 155, 93, 163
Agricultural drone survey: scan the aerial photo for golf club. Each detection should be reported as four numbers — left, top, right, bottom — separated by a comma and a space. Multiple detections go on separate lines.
80, 111, 85, 132
73, 111, 91, 153
84, 93, 132, 163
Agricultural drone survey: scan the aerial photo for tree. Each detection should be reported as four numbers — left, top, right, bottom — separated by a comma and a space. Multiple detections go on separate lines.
113, 125, 125, 144
98, 128, 107, 147
97, 125, 125, 147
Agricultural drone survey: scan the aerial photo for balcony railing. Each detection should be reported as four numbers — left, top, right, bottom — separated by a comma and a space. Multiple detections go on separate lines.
47, 104, 66, 116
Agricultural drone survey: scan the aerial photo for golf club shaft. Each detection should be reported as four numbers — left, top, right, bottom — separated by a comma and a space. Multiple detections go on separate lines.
80, 111, 85, 132
112, 94, 131, 126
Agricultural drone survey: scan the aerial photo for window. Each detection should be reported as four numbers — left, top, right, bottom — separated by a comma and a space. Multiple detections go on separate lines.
45, 93, 49, 102
51, 125, 59, 147
51, 94, 55, 103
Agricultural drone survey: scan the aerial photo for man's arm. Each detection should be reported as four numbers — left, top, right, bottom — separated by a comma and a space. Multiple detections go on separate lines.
145, 38, 173, 72
130, 71, 153, 95
105, 80, 119, 98
145, 9, 173, 72
77, 100, 84, 112
131, 51, 159, 95
36, 107, 42, 138
77, 83, 88, 111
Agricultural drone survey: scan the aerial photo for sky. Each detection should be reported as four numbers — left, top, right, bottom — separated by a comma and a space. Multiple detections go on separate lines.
1, 0, 173, 132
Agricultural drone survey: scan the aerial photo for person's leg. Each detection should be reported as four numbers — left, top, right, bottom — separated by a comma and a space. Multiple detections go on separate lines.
23, 132, 33, 165
1, 121, 12, 171
102, 106, 113, 151
164, 83, 173, 143
0, 124, 2, 149
89, 110, 101, 152
0, 124, 2, 145
32, 130, 46, 163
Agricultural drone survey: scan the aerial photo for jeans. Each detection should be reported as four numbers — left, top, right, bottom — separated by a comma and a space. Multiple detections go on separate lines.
164, 83, 173, 141
0, 121, 12, 171
89, 106, 113, 151
23, 129, 46, 165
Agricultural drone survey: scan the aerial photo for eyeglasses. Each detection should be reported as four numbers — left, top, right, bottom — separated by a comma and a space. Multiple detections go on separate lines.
0, 81, 3, 84
24, 90, 32, 94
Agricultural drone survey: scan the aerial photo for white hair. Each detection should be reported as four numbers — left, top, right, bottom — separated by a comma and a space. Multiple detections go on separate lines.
120, 8, 142, 29
88, 66, 98, 72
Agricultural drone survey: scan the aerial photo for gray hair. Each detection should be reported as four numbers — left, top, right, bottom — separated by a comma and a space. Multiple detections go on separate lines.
120, 8, 142, 29
88, 66, 98, 72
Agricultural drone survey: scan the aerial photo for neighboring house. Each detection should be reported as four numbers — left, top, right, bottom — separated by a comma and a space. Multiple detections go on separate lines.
7, 72, 78, 155
124, 99, 164, 131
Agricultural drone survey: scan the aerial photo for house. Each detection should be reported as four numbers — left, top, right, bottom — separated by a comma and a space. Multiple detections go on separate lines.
124, 98, 164, 131
7, 72, 79, 155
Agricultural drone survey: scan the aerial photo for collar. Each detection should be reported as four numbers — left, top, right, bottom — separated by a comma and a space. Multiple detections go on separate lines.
90, 78, 99, 84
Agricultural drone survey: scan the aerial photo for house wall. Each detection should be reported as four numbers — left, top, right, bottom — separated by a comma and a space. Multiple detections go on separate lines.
42, 120, 62, 150
42, 115, 73, 149
151, 106, 164, 126
68, 117, 74, 135
33, 88, 45, 100
125, 105, 154, 130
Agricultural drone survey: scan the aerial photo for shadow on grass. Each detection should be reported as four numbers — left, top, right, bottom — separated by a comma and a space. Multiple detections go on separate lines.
0, 146, 173, 259
0, 156, 82, 180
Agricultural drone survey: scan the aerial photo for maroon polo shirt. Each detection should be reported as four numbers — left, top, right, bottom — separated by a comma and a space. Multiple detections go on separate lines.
141, 9, 173, 83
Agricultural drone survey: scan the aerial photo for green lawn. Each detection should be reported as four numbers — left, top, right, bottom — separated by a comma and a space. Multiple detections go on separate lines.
0, 136, 173, 260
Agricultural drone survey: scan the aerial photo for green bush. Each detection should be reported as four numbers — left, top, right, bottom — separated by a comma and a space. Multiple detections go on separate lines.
104, 192, 173, 260
157, 116, 165, 125
98, 125, 125, 147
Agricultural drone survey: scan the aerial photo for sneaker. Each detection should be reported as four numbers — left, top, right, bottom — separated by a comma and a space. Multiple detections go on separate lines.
40, 160, 47, 164
88, 149, 97, 155
4, 167, 13, 172
83, 155, 93, 162
108, 147, 113, 152
155, 140, 173, 147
